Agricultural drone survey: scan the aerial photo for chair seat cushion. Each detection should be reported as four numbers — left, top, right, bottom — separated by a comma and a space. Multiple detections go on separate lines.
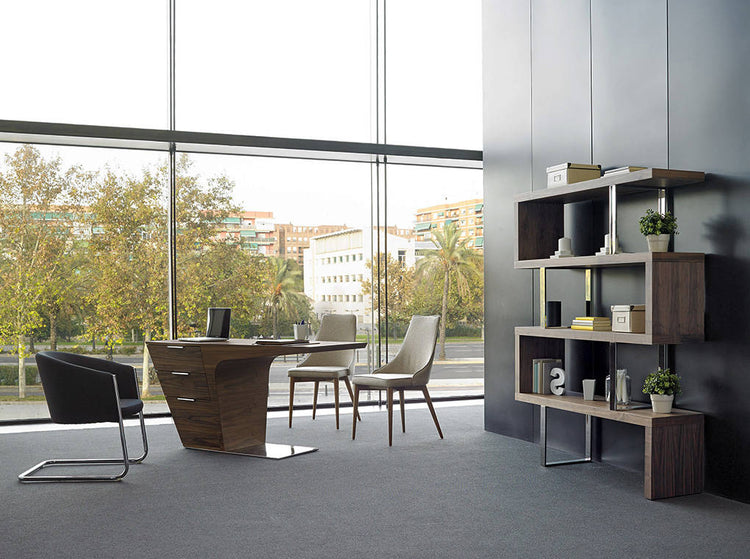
288, 366, 350, 379
351, 373, 415, 389
120, 398, 144, 417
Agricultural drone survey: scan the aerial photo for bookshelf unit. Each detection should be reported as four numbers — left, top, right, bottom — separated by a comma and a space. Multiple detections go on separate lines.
513, 168, 706, 499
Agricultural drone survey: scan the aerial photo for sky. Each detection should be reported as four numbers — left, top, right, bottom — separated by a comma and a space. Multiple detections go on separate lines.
0, 0, 481, 229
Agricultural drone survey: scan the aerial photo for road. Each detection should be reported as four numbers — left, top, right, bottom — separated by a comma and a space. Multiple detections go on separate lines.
0, 342, 484, 398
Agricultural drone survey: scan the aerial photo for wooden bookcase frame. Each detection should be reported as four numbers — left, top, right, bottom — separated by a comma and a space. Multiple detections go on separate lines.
513, 168, 706, 499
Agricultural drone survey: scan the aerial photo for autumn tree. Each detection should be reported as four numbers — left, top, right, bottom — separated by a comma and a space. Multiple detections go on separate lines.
0, 145, 86, 397
361, 252, 415, 336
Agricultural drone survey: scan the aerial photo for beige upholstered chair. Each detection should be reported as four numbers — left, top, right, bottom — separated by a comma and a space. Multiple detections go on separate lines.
351, 315, 443, 446
288, 313, 360, 429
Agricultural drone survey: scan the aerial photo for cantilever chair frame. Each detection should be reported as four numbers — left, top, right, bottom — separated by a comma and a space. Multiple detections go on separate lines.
19, 353, 148, 483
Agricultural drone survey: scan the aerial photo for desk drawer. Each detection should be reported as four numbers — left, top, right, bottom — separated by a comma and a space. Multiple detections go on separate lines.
149, 344, 204, 373
167, 397, 222, 449
158, 370, 210, 400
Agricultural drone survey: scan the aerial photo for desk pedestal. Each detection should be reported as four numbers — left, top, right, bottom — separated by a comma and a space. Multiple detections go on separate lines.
149, 342, 320, 459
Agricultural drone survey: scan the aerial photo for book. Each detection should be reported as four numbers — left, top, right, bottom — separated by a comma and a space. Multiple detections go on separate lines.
571, 325, 611, 331
574, 316, 610, 321
532, 358, 562, 394
572, 319, 610, 325
603, 166, 646, 176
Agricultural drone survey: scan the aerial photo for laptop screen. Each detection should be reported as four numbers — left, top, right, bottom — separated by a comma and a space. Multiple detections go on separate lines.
206, 308, 231, 338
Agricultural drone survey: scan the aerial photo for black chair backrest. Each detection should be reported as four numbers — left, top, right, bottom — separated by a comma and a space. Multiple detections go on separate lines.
35, 352, 130, 424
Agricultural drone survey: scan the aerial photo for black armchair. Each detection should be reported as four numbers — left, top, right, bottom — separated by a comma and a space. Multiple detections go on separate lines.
18, 351, 149, 482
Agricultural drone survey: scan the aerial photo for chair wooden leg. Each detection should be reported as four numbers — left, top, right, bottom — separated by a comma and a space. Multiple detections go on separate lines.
352, 385, 360, 440
387, 388, 394, 446
344, 377, 361, 420
422, 386, 443, 439
399, 389, 406, 433
289, 379, 295, 428
334, 378, 340, 429
312, 381, 319, 420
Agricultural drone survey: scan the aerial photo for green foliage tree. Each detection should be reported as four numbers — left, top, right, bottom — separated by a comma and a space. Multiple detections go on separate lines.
86, 167, 168, 393
0, 145, 85, 397
361, 252, 415, 337
415, 222, 481, 360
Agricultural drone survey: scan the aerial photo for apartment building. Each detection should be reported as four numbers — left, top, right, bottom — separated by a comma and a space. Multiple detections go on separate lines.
414, 198, 484, 251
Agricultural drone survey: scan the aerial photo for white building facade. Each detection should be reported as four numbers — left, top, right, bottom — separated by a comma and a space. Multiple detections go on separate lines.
304, 228, 416, 328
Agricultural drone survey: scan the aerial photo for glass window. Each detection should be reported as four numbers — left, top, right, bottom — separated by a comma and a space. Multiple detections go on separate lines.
0, 1, 168, 128
385, 0, 481, 149
0, 143, 167, 420
177, 0, 372, 141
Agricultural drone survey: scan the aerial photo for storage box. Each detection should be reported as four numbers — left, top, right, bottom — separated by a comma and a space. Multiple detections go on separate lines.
546, 162, 602, 188
611, 304, 646, 333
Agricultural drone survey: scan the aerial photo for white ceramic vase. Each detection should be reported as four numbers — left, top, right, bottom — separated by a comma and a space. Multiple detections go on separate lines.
646, 234, 670, 252
650, 393, 674, 413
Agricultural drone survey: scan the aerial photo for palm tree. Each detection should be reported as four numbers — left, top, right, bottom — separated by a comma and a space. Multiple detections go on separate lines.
267, 257, 306, 338
416, 222, 480, 360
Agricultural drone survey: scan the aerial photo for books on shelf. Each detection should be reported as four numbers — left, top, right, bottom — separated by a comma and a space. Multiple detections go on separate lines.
571, 316, 612, 331
532, 358, 562, 394
603, 166, 646, 176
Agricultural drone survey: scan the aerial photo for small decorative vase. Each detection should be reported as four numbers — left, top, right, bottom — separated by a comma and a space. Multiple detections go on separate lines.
646, 234, 670, 252
650, 393, 674, 413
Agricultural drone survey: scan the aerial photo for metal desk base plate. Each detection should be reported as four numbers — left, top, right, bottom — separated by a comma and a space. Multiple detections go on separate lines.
190, 443, 318, 460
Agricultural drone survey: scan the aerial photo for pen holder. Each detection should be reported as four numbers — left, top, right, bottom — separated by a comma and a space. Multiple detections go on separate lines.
293, 324, 310, 340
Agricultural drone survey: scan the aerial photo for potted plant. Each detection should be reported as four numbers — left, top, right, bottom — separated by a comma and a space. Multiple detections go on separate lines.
641, 367, 681, 413
639, 208, 678, 252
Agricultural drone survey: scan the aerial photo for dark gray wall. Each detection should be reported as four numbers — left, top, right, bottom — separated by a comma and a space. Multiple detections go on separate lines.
483, 0, 750, 503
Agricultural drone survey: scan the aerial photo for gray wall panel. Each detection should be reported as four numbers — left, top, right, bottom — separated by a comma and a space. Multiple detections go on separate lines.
591, 0, 668, 169
484, 0, 750, 502
482, 0, 535, 439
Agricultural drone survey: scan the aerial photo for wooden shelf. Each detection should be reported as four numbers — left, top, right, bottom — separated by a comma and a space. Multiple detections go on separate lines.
516, 326, 652, 345
514, 250, 703, 270
515, 168, 705, 262
515, 393, 702, 428
514, 168, 705, 204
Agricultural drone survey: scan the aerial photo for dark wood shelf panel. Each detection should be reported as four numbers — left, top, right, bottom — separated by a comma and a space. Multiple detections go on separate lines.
516, 326, 652, 345
515, 392, 702, 428
514, 251, 703, 269
514, 168, 705, 204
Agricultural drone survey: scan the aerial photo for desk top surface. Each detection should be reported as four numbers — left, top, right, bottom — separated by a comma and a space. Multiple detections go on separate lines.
148, 338, 366, 358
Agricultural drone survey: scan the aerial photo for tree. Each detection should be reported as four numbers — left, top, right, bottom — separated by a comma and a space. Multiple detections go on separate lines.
361, 252, 415, 336
0, 145, 85, 397
415, 222, 481, 360
265, 257, 306, 338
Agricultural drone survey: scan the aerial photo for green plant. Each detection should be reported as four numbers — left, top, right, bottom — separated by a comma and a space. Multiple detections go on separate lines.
642, 367, 681, 395
639, 209, 678, 236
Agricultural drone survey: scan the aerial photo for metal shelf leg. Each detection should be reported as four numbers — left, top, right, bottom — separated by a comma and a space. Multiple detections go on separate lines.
540, 405, 592, 467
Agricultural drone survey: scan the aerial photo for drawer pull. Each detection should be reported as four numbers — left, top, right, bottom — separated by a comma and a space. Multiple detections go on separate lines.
177, 397, 196, 402
171, 371, 190, 376
167, 345, 186, 349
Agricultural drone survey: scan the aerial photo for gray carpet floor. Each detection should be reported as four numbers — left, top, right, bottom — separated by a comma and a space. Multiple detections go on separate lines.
2, 402, 749, 559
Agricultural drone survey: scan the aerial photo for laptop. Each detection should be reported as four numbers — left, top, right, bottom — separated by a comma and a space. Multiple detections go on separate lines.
178, 308, 231, 342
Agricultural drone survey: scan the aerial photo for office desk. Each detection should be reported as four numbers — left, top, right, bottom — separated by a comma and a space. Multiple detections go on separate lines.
147, 339, 366, 459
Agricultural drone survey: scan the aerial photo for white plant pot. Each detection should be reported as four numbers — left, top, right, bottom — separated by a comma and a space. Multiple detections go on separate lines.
646, 234, 670, 252
650, 393, 674, 413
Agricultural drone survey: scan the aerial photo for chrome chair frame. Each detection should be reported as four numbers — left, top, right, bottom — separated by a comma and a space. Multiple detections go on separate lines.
18, 354, 149, 483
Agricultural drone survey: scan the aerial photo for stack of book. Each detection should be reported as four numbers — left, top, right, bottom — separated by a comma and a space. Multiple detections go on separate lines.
532, 358, 562, 394
570, 316, 611, 331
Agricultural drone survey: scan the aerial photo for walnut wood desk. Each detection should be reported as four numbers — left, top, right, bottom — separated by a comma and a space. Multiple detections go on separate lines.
148, 339, 366, 459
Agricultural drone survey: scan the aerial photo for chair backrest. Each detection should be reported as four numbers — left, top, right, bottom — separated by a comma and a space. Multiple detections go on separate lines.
35, 351, 130, 424
387, 315, 440, 385
298, 314, 357, 371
